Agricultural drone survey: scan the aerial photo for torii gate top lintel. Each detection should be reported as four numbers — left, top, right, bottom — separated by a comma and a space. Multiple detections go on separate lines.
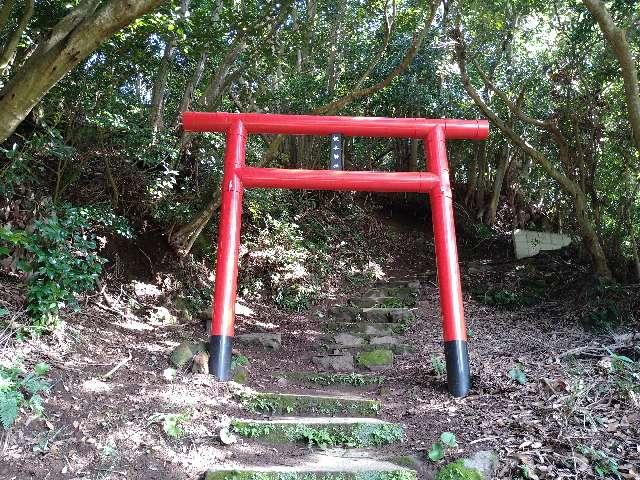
182, 111, 489, 398
182, 111, 489, 140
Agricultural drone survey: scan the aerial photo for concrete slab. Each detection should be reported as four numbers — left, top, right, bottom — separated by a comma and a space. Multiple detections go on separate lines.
512, 229, 571, 259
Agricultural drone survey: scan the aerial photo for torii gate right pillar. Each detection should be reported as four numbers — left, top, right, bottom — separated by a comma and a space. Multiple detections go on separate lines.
426, 126, 470, 397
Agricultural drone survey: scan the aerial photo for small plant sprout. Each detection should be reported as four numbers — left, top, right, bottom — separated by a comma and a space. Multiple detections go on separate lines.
509, 364, 528, 385
431, 355, 446, 376
427, 431, 458, 462
149, 412, 190, 439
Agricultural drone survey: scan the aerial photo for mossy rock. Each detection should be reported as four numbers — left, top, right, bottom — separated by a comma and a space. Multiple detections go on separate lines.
232, 365, 249, 383
356, 349, 393, 370
169, 341, 207, 368
435, 460, 483, 480
238, 391, 380, 416
362, 308, 415, 324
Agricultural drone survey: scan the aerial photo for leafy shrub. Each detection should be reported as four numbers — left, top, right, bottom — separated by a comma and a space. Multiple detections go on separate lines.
476, 287, 539, 308
0, 203, 132, 333
607, 352, 640, 397
578, 445, 621, 479
431, 355, 446, 376
242, 213, 325, 311
0, 361, 51, 429
583, 303, 622, 333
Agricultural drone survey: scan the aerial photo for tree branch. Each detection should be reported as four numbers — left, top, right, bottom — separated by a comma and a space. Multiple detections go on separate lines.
583, 0, 640, 151
0, 0, 34, 71
453, 30, 577, 196
0, 0, 16, 33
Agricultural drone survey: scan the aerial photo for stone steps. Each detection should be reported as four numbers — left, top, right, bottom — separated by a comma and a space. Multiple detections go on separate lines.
206, 278, 422, 479
236, 390, 381, 416
230, 417, 405, 448
205, 452, 416, 479
311, 348, 396, 372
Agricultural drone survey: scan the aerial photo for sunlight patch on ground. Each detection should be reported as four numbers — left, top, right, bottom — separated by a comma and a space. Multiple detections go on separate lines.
82, 378, 112, 393
110, 318, 154, 331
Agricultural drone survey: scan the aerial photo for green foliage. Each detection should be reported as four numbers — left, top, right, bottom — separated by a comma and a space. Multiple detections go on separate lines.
231, 420, 403, 448
606, 351, 640, 397
356, 349, 393, 368
231, 354, 249, 368
0, 203, 130, 333
428, 442, 445, 462
508, 364, 528, 385
583, 304, 622, 333
241, 212, 323, 312
578, 445, 621, 479
428, 432, 458, 462
0, 361, 51, 429
303, 372, 384, 387
435, 460, 482, 480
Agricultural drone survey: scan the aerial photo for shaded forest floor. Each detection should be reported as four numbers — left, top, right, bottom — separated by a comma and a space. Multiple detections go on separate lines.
0, 208, 639, 480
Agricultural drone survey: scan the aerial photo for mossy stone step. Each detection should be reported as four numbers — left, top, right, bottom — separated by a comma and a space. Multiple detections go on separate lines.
237, 390, 380, 416
279, 372, 385, 387
325, 305, 362, 322
322, 343, 414, 356
376, 279, 421, 290
231, 417, 404, 447
348, 296, 398, 309
322, 322, 409, 335
362, 308, 415, 323
320, 335, 414, 355
205, 453, 416, 479
325, 306, 415, 323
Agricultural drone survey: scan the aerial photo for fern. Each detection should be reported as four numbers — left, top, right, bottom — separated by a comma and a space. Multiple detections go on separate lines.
0, 391, 22, 429
21, 375, 50, 395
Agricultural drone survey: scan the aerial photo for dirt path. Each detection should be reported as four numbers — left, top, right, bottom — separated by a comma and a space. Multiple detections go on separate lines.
1, 224, 638, 479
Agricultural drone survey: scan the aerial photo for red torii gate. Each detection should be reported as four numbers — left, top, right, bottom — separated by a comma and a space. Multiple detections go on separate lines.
182, 112, 489, 397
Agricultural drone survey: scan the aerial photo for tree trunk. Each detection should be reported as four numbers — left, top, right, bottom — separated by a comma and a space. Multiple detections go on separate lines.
325, 0, 346, 96
177, 51, 207, 116
486, 144, 511, 225
465, 143, 480, 205
0, 0, 164, 144
574, 191, 612, 278
409, 138, 419, 172
149, 37, 176, 133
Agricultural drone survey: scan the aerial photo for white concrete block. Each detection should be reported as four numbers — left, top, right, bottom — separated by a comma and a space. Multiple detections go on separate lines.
512, 229, 571, 259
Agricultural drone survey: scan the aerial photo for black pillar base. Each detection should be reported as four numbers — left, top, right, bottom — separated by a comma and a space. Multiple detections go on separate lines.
444, 340, 470, 397
209, 335, 233, 380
